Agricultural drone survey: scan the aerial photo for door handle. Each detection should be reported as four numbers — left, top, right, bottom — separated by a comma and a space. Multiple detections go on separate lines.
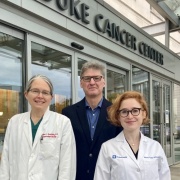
173, 132, 178, 136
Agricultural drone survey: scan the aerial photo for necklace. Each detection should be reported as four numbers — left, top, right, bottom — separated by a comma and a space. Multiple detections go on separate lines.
125, 132, 141, 147
126, 138, 139, 147
128, 141, 135, 146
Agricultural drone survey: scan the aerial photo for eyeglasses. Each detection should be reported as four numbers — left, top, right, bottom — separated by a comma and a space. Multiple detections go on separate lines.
28, 89, 52, 96
81, 76, 103, 82
117, 108, 143, 117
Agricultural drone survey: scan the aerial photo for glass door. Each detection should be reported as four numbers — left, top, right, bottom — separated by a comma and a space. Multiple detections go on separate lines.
152, 76, 172, 164
0, 24, 24, 160
163, 83, 171, 163
173, 84, 180, 163
106, 65, 127, 103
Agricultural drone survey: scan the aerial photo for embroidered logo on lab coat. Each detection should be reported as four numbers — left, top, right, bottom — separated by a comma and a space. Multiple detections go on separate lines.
41, 133, 58, 140
112, 155, 127, 159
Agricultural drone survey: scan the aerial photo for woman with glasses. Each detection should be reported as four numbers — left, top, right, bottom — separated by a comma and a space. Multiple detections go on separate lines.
0, 74, 76, 180
94, 91, 170, 180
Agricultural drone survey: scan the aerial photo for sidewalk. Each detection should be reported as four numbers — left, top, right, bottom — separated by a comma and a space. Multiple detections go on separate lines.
170, 163, 180, 180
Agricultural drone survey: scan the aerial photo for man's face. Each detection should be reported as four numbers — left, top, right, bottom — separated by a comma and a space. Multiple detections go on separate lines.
80, 68, 105, 98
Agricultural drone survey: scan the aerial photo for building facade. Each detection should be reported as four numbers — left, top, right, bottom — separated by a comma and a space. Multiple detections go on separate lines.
0, 0, 180, 165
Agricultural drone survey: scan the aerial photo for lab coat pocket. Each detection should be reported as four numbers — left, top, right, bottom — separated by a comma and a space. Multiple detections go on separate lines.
144, 158, 159, 180
40, 138, 58, 159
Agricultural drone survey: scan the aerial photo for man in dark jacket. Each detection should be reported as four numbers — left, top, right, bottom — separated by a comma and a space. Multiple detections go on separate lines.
62, 61, 122, 180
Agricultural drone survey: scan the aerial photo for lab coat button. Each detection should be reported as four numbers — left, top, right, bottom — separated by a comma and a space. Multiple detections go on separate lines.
30, 154, 34, 160
29, 173, 33, 177
89, 153, 93, 157
137, 168, 140, 172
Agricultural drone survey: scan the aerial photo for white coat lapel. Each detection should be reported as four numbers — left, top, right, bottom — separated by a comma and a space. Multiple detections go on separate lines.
120, 132, 140, 168
137, 133, 148, 163
23, 112, 32, 149
32, 110, 50, 149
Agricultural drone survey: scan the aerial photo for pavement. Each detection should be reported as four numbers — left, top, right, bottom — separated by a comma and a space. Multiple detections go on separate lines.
170, 163, 180, 180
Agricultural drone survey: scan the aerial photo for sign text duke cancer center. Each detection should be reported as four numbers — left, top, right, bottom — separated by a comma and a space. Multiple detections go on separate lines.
41, 0, 164, 65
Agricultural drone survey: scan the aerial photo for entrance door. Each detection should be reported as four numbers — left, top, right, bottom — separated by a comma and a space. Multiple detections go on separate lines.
106, 65, 127, 103
173, 84, 180, 163
0, 24, 24, 160
152, 77, 172, 164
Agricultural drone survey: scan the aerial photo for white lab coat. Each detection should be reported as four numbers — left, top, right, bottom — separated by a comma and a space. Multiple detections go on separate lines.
94, 131, 171, 180
0, 110, 76, 180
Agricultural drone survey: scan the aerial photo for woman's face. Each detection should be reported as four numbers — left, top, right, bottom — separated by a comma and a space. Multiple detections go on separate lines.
24, 78, 53, 112
118, 98, 146, 132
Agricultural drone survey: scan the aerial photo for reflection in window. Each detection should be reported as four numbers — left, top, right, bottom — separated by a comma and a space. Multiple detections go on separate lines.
107, 69, 126, 103
163, 84, 171, 158
173, 84, 180, 162
77, 58, 87, 101
31, 42, 72, 113
132, 66, 150, 137
0, 32, 23, 159
132, 66, 150, 102
152, 80, 161, 142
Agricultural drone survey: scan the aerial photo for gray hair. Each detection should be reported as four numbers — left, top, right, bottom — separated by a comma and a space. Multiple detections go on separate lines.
25, 74, 53, 95
80, 61, 105, 78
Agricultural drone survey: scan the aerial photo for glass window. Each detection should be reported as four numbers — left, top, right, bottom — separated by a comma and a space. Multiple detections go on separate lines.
31, 42, 72, 113
152, 80, 161, 142
132, 66, 150, 102
107, 69, 126, 103
163, 83, 171, 158
0, 32, 24, 159
132, 66, 150, 137
173, 84, 180, 162
77, 58, 87, 101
